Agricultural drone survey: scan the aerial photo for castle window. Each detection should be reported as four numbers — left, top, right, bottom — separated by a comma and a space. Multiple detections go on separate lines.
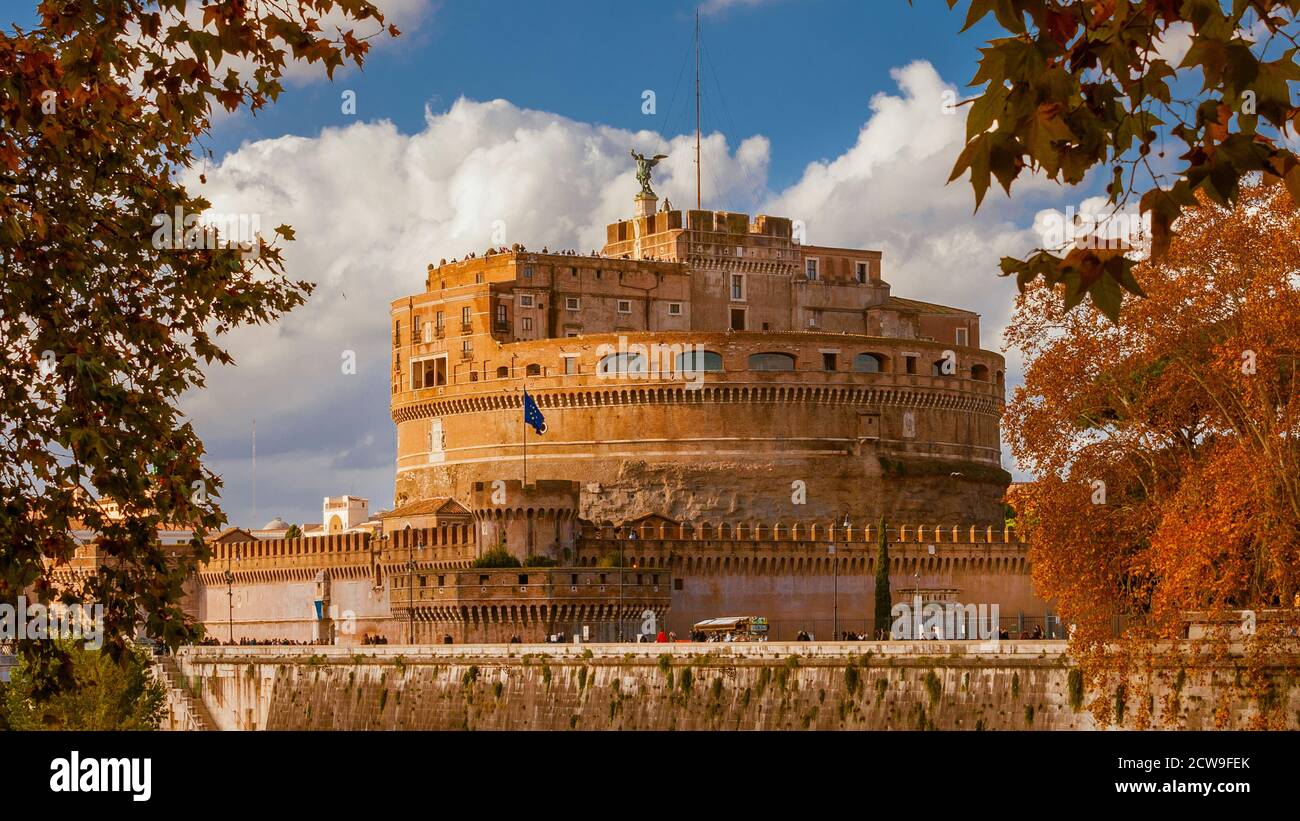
462, 306, 472, 325
905, 356, 917, 375
971, 363, 989, 381
435, 311, 444, 329
518, 573, 528, 585
668, 302, 682, 316
616, 299, 632, 314
856, 261, 868, 283
853, 352, 885, 373
519, 294, 534, 308
730, 274, 745, 301
730, 308, 746, 331
566, 297, 580, 311
522, 317, 533, 331
563, 356, 579, 375
412, 355, 448, 389
598, 352, 646, 376
955, 327, 969, 347
526, 363, 541, 376
524, 266, 534, 279
475, 273, 483, 284
393, 320, 401, 348
748, 352, 795, 371
494, 304, 507, 330
497, 366, 509, 378
675, 350, 723, 372
411, 315, 421, 344
822, 352, 837, 371
805, 258, 819, 280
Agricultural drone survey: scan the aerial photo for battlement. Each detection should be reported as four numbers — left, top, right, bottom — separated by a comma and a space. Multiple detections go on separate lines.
579, 522, 1023, 545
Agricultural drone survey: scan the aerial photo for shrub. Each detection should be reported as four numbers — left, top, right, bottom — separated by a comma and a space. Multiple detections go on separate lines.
473, 544, 521, 568
924, 670, 942, 705
1067, 668, 1084, 711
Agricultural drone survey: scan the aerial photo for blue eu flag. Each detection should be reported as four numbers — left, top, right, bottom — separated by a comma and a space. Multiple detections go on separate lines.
523, 390, 546, 435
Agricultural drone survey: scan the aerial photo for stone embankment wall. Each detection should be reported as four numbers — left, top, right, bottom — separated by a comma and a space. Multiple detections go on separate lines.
172, 642, 1300, 731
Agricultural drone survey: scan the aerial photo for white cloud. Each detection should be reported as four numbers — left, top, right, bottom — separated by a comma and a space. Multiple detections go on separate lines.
699, 0, 784, 17
187, 60, 1069, 525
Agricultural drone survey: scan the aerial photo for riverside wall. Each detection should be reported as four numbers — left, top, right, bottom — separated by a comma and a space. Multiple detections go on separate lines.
170, 641, 1300, 731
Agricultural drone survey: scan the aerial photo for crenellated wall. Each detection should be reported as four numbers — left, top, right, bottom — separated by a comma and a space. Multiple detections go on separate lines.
189, 519, 1042, 644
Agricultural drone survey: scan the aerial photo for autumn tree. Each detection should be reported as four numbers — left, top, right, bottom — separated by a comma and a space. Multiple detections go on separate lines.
932, 0, 1300, 319
0, 0, 395, 695
1005, 180, 1300, 726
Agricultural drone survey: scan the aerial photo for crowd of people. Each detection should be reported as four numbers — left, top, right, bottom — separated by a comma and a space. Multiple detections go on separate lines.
194, 636, 329, 646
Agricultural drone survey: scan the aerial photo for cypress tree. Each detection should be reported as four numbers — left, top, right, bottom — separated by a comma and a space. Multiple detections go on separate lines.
873, 518, 892, 639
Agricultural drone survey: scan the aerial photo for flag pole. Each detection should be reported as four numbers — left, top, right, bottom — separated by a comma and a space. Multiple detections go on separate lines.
522, 380, 527, 487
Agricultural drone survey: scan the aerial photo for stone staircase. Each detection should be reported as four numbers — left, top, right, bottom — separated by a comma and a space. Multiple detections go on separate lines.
153, 653, 219, 731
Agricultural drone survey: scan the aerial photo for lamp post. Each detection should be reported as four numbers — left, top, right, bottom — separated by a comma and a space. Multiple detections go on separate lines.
618, 528, 633, 642
831, 513, 849, 641
408, 532, 421, 645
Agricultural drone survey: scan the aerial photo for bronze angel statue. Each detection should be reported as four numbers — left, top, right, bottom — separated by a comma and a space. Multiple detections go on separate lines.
630, 150, 668, 197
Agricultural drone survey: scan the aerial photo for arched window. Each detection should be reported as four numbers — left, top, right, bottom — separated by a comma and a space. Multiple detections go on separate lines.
675, 350, 723, 373
525, 363, 541, 377
598, 352, 646, 376
748, 352, 795, 371
853, 352, 885, 373
995, 370, 1005, 388
496, 366, 509, 379
970, 363, 989, 381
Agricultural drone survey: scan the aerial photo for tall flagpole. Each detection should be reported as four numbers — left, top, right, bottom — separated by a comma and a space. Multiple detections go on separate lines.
522, 382, 527, 487
695, 8, 702, 210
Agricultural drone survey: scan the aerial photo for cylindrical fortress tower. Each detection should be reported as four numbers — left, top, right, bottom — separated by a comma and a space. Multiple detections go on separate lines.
394, 331, 1007, 524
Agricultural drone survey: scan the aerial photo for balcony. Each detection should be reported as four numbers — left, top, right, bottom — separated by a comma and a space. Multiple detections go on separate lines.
459, 349, 473, 361
460, 322, 473, 335
435, 326, 445, 339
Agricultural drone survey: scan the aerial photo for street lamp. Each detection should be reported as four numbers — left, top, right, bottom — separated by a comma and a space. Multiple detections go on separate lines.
831, 513, 849, 640
408, 531, 421, 645
618, 528, 634, 642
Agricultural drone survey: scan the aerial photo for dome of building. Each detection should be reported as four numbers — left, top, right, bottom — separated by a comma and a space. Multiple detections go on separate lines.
262, 516, 290, 531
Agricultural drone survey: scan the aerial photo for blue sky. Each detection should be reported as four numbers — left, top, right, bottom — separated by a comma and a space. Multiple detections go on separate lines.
210, 0, 1008, 193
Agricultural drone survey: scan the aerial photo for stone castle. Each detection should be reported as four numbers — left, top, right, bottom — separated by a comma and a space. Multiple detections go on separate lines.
59, 177, 1046, 644
389, 187, 1008, 526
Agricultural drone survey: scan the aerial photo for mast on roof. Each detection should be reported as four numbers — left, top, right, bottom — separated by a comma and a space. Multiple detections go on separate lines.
695, 8, 702, 210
